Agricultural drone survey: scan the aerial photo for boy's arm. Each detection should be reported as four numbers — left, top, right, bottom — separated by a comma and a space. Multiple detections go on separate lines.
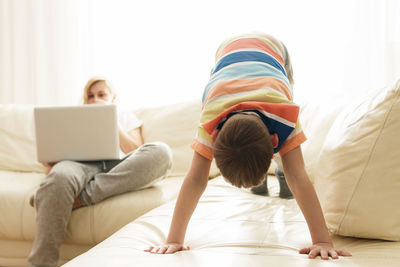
281, 146, 351, 260
145, 151, 212, 254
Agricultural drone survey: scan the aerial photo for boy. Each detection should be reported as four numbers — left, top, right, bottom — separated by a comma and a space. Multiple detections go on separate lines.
146, 34, 351, 260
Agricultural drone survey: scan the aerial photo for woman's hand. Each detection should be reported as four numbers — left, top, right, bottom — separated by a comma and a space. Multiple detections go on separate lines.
144, 243, 190, 254
42, 163, 55, 175
299, 242, 352, 260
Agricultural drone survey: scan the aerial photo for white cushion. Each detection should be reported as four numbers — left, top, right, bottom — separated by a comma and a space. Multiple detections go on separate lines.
65, 176, 400, 267
315, 80, 400, 241
0, 105, 45, 173
0, 169, 183, 244
134, 100, 220, 177
0, 101, 219, 176
299, 98, 346, 183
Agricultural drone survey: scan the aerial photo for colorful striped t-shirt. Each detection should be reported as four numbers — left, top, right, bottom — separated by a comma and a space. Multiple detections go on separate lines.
191, 34, 306, 161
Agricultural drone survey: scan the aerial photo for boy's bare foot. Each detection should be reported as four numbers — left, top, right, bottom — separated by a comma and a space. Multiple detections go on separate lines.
42, 163, 55, 175
73, 197, 84, 210
29, 193, 35, 207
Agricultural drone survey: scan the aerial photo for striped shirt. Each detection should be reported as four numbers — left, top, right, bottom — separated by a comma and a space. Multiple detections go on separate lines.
191, 34, 306, 161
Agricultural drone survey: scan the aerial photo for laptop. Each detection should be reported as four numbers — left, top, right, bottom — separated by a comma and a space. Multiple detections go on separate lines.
34, 104, 120, 163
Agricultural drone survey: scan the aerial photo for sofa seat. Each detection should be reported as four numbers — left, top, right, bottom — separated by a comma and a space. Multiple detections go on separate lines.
0, 101, 213, 266
64, 176, 400, 267
0, 169, 183, 267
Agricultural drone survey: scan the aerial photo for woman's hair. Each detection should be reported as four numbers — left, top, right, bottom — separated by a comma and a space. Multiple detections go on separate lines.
82, 76, 115, 104
213, 114, 274, 188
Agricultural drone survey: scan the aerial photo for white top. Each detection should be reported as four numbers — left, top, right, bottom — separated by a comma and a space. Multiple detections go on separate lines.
119, 111, 143, 133
118, 111, 143, 156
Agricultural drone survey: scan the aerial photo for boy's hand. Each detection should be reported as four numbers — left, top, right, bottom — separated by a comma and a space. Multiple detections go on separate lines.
299, 242, 352, 260
144, 243, 190, 254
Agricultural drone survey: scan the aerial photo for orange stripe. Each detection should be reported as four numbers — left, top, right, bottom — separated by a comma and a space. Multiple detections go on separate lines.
191, 140, 213, 161
202, 102, 300, 134
217, 38, 284, 65
278, 132, 307, 156
204, 77, 292, 105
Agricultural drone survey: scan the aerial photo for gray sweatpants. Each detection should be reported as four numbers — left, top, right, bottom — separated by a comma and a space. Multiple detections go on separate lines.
28, 142, 172, 267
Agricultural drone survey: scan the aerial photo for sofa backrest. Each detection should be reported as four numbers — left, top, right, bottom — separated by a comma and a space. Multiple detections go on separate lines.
0, 104, 45, 173
0, 98, 347, 179
133, 99, 220, 177
0, 101, 220, 177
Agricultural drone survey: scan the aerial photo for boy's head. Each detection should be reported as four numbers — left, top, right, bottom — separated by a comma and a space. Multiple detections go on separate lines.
213, 113, 274, 188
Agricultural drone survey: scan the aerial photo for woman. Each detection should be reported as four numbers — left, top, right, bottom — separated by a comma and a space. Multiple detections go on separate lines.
28, 77, 173, 267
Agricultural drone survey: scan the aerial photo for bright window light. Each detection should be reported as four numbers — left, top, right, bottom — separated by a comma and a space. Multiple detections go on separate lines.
74, 0, 399, 109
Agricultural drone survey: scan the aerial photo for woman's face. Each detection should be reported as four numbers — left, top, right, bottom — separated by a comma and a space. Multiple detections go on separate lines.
87, 81, 115, 104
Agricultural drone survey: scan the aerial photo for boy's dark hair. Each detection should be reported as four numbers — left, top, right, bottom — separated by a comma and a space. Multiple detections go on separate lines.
213, 113, 274, 188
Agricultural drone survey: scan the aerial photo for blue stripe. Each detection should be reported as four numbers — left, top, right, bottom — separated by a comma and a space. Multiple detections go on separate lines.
213, 51, 286, 76
215, 110, 294, 153
202, 63, 290, 103
255, 110, 294, 153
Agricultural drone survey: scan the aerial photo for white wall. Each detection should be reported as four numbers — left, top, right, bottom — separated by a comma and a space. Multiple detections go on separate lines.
1, 0, 399, 108
80, 0, 400, 109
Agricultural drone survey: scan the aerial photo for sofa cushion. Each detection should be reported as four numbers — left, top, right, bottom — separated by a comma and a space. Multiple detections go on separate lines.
0, 105, 45, 173
64, 176, 400, 267
299, 98, 346, 183
315, 79, 400, 241
134, 100, 220, 177
66, 176, 183, 244
0, 102, 219, 176
0, 169, 183, 244
0, 170, 42, 240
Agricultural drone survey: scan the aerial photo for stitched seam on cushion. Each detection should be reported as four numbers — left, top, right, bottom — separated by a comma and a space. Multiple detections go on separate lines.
21, 193, 29, 240
260, 222, 272, 248
337, 82, 400, 233
90, 205, 95, 243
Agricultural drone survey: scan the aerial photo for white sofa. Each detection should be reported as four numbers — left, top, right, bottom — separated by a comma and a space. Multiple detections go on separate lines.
2, 80, 400, 266
65, 80, 400, 266
0, 100, 219, 267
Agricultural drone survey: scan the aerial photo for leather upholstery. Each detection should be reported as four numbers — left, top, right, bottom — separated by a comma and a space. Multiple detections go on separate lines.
65, 177, 400, 267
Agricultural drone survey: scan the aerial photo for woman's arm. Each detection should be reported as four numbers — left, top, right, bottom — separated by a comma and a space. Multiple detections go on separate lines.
281, 146, 351, 259
119, 126, 144, 154
42, 163, 55, 175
